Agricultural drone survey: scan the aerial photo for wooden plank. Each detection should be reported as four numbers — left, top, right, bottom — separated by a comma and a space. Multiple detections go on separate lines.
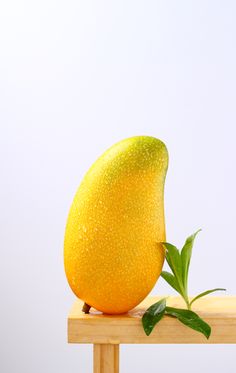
94, 344, 119, 373
68, 296, 236, 344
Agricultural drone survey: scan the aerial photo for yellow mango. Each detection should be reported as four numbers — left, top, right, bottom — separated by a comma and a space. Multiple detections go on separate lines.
64, 136, 168, 314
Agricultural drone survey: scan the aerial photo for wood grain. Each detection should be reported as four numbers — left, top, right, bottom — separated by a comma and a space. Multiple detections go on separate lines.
68, 296, 236, 344
94, 344, 119, 373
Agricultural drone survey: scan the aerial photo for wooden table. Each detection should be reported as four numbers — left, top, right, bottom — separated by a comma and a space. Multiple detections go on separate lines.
67, 296, 236, 373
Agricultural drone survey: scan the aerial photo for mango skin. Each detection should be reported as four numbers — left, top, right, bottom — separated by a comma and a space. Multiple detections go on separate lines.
64, 136, 168, 314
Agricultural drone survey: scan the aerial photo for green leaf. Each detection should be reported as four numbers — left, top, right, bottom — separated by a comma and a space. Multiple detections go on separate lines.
161, 271, 182, 294
165, 306, 211, 339
181, 229, 201, 291
142, 298, 166, 336
190, 288, 226, 307
162, 242, 184, 295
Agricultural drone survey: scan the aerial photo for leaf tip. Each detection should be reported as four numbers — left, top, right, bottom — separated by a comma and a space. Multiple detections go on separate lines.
206, 328, 211, 339
194, 228, 202, 237
144, 328, 152, 336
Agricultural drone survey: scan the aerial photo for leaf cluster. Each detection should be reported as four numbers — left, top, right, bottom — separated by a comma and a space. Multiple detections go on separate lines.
142, 230, 226, 339
142, 298, 211, 339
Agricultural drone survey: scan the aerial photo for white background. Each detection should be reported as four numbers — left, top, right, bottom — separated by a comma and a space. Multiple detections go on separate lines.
1, 1, 236, 372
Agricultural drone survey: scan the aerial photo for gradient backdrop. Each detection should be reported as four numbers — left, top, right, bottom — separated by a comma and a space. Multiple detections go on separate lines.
1, 1, 236, 372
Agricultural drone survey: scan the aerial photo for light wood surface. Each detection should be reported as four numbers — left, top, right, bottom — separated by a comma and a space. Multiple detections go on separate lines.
94, 344, 119, 373
68, 296, 236, 344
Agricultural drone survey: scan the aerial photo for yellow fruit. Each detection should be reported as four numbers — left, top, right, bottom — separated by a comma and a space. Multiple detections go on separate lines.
64, 136, 168, 314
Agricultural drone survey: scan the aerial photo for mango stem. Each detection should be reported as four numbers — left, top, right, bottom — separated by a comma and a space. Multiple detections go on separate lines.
82, 302, 91, 314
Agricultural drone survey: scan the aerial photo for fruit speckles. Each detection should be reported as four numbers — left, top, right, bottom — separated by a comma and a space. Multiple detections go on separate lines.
64, 136, 168, 314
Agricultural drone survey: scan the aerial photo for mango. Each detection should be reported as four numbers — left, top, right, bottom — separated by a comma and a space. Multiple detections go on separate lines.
64, 136, 168, 314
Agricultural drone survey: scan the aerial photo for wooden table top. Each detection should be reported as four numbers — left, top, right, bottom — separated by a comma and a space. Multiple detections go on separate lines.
68, 296, 236, 344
